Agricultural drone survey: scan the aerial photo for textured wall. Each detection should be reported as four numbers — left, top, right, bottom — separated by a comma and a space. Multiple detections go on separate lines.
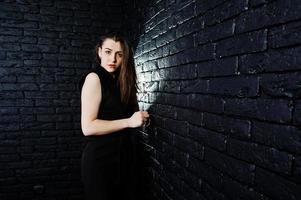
135, 0, 301, 199
0, 0, 135, 199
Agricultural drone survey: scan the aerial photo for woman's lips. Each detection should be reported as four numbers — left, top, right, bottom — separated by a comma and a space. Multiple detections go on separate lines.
108, 64, 116, 68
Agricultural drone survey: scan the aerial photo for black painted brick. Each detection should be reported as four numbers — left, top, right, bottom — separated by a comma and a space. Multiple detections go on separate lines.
239, 47, 301, 74
205, 147, 255, 185
207, 76, 259, 97
216, 29, 267, 57
228, 138, 293, 175
189, 125, 227, 151
260, 72, 301, 98
188, 94, 224, 114
255, 168, 301, 200
188, 156, 224, 190
236, 0, 301, 33
253, 121, 301, 154
197, 56, 238, 78
269, 21, 301, 49
196, 19, 234, 45
224, 98, 292, 123
203, 113, 251, 140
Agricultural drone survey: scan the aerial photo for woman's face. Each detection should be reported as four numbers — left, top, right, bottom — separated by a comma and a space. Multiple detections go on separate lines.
98, 38, 123, 73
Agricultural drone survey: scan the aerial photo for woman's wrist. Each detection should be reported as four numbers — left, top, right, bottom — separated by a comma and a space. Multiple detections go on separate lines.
123, 118, 130, 128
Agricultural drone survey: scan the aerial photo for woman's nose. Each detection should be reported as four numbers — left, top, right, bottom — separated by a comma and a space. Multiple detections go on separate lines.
111, 54, 117, 63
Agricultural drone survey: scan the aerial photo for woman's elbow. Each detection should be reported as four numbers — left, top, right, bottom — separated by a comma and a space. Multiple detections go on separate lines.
81, 122, 94, 136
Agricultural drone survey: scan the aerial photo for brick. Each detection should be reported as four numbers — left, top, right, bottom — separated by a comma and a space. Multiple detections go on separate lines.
152, 64, 196, 81
0, 75, 16, 82
202, 57, 233, 78
24, 29, 59, 38
165, 93, 189, 107
0, 51, 5, 59
188, 156, 224, 190
201, 182, 227, 200
173, 147, 188, 167
239, 47, 301, 74
0, 91, 23, 98
224, 98, 292, 123
40, 83, 75, 91
1, 83, 38, 91
154, 104, 176, 119
255, 168, 301, 199
294, 156, 301, 180
169, 34, 194, 54
24, 13, 57, 23
260, 72, 301, 98
0, 107, 18, 115
21, 44, 58, 53
180, 79, 208, 94
196, 19, 234, 45
0, 115, 19, 123
181, 181, 205, 200
216, 29, 267, 57
188, 94, 224, 114
0, 11, 23, 20
172, 2, 195, 25
0, 43, 21, 51
7, 52, 42, 60
175, 16, 203, 38
222, 175, 268, 200
253, 121, 301, 154
228, 138, 293, 174
164, 118, 188, 136
203, 113, 251, 140
189, 125, 227, 151
19, 107, 55, 114
294, 100, 301, 125
195, 0, 226, 16
0, 35, 20, 43
236, 0, 301, 33
1, 20, 38, 29
40, 7, 73, 16
173, 134, 204, 159
24, 91, 58, 99
176, 107, 203, 126
202, 0, 248, 26
249, 0, 270, 7
156, 127, 173, 144
207, 76, 259, 97
269, 21, 301, 48
184, 43, 215, 63
205, 147, 255, 184
0, 60, 22, 68
0, 99, 34, 107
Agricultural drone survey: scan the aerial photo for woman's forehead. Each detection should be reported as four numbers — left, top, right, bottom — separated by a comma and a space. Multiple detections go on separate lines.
102, 39, 122, 51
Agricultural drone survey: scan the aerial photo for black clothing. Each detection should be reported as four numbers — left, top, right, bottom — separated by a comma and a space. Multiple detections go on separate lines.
79, 66, 138, 200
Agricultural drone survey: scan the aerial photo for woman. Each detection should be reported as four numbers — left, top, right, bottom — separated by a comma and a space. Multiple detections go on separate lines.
79, 32, 149, 200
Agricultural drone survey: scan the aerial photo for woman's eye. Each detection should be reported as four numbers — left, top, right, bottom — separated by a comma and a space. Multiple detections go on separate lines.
105, 51, 111, 54
117, 53, 123, 58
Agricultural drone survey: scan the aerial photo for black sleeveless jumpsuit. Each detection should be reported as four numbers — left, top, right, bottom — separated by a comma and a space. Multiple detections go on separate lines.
79, 65, 138, 200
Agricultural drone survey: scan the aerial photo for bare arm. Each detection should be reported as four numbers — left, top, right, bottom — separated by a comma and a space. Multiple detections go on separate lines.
80, 72, 148, 136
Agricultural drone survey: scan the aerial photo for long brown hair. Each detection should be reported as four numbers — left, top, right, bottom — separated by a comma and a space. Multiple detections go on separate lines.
95, 32, 138, 107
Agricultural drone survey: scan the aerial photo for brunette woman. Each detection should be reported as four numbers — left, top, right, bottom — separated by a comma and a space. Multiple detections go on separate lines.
79, 32, 149, 200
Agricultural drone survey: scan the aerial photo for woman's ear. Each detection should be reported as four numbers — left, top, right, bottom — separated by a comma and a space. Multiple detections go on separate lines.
97, 47, 102, 59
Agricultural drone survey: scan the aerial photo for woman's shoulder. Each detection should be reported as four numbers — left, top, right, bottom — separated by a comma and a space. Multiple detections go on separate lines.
78, 68, 103, 91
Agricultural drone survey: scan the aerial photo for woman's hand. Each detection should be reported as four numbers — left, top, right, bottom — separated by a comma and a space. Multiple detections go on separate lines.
127, 111, 150, 128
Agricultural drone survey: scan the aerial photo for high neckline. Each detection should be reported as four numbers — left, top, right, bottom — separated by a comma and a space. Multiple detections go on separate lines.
96, 65, 117, 81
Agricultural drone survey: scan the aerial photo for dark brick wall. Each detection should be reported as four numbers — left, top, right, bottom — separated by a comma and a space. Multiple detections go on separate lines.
0, 0, 140, 199
134, 0, 301, 200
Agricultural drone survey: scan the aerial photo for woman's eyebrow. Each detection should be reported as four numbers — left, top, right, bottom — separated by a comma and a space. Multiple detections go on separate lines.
104, 48, 122, 53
